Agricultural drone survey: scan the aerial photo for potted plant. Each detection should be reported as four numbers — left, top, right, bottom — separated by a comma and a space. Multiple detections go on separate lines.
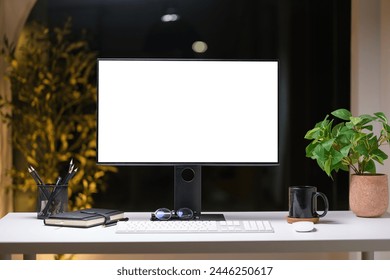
304, 108, 390, 217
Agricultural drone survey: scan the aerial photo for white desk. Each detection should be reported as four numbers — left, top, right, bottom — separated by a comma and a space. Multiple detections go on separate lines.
1, 211, 390, 260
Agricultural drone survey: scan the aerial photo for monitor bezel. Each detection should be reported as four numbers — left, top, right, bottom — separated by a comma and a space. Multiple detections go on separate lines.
96, 58, 280, 167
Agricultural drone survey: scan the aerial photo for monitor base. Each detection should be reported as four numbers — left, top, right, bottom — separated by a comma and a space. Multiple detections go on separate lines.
197, 214, 225, 221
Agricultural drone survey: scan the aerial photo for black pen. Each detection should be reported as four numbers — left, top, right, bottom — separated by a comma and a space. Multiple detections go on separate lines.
67, 167, 78, 183
29, 165, 45, 185
61, 163, 74, 185
61, 170, 72, 185
55, 176, 62, 185
28, 167, 41, 185
63, 167, 78, 185
67, 158, 74, 174
28, 166, 50, 200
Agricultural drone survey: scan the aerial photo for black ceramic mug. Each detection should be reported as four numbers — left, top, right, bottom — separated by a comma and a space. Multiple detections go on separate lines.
288, 186, 329, 218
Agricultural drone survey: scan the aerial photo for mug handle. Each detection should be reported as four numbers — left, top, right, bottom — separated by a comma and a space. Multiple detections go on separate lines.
313, 192, 329, 218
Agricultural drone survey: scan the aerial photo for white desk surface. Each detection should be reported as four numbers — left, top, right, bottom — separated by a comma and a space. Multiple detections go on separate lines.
1, 211, 390, 257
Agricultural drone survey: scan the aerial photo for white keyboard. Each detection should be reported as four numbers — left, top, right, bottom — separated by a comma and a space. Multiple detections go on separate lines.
115, 220, 274, 234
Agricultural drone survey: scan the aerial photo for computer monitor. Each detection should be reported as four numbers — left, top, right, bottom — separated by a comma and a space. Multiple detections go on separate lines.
97, 59, 279, 219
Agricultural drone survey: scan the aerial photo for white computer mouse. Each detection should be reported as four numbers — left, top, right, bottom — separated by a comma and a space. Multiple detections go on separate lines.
292, 221, 314, 232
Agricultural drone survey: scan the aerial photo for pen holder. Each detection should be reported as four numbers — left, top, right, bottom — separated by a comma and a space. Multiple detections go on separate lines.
37, 184, 68, 219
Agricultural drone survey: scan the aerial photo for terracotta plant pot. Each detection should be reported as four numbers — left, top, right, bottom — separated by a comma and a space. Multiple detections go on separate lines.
349, 174, 389, 217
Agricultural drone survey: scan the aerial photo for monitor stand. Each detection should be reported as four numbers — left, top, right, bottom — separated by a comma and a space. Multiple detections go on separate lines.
174, 165, 225, 221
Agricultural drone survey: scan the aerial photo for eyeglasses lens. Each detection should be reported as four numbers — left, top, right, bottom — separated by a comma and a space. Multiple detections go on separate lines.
176, 208, 193, 220
154, 208, 171, 220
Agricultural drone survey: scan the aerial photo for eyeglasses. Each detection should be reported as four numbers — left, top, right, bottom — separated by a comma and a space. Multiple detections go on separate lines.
151, 207, 196, 221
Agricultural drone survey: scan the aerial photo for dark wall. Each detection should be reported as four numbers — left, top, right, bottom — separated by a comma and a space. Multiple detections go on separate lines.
28, 0, 351, 212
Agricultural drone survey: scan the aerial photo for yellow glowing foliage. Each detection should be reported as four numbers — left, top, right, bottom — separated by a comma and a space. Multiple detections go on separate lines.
0, 18, 117, 212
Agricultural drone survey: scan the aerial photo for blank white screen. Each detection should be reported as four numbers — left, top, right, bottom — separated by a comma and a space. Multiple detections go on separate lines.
97, 60, 278, 164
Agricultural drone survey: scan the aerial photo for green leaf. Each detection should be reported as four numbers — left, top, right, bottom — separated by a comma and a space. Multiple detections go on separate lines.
364, 160, 376, 173
331, 122, 344, 137
350, 116, 361, 126
383, 123, 390, 134
305, 142, 317, 158
372, 148, 388, 163
330, 149, 344, 165
331, 109, 351, 121
337, 129, 355, 145
374, 112, 387, 123
322, 139, 335, 151
304, 127, 320, 140
359, 114, 376, 123
339, 144, 352, 157
367, 135, 378, 148
362, 124, 373, 131
355, 142, 369, 157
324, 157, 332, 177
312, 144, 326, 160
353, 132, 367, 144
